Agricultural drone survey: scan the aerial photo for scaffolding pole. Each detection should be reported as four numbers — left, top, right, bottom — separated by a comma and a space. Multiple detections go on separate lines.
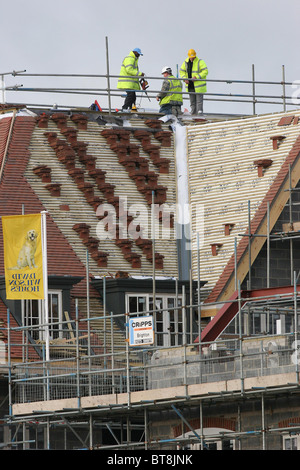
5, 139, 300, 450
1, 63, 296, 115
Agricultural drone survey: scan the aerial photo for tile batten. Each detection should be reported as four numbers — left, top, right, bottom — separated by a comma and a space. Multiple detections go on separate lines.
186, 110, 300, 306
26, 115, 179, 278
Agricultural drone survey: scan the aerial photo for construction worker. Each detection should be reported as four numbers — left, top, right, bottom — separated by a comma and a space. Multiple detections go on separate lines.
156, 66, 182, 116
117, 48, 145, 111
180, 49, 208, 114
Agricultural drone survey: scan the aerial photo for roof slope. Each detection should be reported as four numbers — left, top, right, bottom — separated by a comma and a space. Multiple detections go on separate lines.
0, 115, 86, 286
0, 111, 178, 286
25, 113, 178, 278
0, 110, 179, 360
187, 110, 300, 306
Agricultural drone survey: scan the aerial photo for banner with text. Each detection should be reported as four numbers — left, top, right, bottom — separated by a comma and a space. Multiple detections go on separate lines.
2, 213, 44, 299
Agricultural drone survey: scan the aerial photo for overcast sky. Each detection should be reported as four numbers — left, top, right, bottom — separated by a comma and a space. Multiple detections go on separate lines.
1, 0, 299, 115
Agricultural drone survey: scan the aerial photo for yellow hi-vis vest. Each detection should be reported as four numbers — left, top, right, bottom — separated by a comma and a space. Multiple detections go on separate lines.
180, 57, 208, 93
159, 75, 183, 106
117, 51, 142, 91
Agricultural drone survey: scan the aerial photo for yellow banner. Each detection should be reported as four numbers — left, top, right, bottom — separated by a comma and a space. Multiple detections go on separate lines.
2, 214, 44, 299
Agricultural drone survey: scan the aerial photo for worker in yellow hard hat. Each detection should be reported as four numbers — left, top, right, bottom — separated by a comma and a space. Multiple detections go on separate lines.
180, 49, 208, 114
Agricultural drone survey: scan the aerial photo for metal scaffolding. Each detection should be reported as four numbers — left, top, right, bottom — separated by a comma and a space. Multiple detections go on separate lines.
2, 134, 300, 450
0, 37, 296, 116
1, 44, 300, 449
2, 254, 300, 449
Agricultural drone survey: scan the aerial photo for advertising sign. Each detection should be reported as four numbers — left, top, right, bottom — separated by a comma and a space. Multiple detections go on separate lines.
129, 316, 154, 346
2, 213, 44, 299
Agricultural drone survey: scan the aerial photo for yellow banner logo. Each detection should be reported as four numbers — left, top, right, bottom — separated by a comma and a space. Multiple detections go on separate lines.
2, 214, 44, 299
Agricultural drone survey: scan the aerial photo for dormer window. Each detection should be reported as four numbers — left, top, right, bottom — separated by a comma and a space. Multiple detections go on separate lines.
126, 293, 183, 347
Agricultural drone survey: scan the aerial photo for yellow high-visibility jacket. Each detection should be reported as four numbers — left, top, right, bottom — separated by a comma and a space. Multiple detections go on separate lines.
117, 51, 142, 91
159, 75, 183, 106
180, 57, 208, 93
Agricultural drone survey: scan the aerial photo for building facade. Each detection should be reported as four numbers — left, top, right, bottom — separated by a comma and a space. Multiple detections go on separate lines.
1, 106, 300, 450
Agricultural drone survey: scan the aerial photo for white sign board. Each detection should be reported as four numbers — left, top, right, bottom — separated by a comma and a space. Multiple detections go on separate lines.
129, 316, 154, 346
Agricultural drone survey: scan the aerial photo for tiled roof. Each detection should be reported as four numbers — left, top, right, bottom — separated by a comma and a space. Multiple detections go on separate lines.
0, 112, 178, 284
0, 115, 87, 295
26, 113, 178, 278
0, 110, 178, 360
0, 117, 13, 171
187, 110, 300, 305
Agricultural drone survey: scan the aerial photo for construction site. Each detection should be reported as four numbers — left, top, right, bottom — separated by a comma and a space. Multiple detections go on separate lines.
1, 48, 300, 452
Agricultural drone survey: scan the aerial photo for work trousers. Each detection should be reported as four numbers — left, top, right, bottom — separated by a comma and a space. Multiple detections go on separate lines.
159, 104, 182, 117
122, 91, 136, 110
189, 93, 204, 114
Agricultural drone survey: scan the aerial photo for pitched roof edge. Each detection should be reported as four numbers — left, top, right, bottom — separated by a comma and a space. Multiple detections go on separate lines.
0, 116, 89, 278
0, 114, 17, 183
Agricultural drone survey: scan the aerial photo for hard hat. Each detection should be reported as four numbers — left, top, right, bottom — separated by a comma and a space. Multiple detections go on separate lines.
133, 48, 143, 56
161, 66, 172, 74
188, 49, 196, 58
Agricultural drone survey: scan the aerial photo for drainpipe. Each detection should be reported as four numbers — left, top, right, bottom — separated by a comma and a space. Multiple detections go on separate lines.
174, 123, 191, 280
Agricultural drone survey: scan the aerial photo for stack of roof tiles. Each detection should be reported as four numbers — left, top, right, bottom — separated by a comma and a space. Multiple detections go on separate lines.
26, 113, 178, 277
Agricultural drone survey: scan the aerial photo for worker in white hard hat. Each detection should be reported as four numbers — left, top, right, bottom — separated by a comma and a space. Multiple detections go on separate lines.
156, 66, 182, 116
180, 49, 208, 114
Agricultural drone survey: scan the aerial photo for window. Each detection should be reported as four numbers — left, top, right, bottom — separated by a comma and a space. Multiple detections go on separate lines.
283, 435, 299, 450
252, 313, 261, 335
128, 295, 147, 314
48, 290, 62, 339
126, 293, 183, 347
25, 290, 63, 341
24, 298, 41, 341
180, 428, 235, 450
247, 310, 295, 336
204, 440, 234, 450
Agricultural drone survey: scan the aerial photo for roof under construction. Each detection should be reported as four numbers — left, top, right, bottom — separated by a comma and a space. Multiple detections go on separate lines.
1, 74, 300, 449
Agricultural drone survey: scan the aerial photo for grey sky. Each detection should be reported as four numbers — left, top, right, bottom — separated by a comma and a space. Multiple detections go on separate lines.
1, 0, 299, 115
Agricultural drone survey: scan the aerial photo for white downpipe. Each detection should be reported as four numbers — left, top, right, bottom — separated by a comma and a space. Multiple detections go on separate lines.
41, 211, 49, 362
174, 122, 189, 225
